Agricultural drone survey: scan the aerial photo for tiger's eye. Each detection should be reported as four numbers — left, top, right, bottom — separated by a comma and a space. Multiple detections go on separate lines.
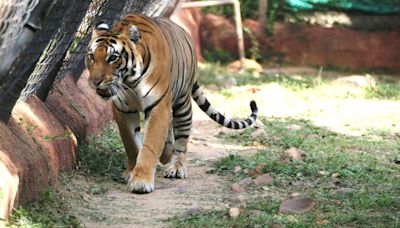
88, 53, 94, 60
108, 54, 119, 62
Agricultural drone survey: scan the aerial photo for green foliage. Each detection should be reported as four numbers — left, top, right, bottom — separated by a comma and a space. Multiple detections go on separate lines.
365, 83, 400, 100
77, 125, 127, 182
173, 117, 400, 227
203, 49, 234, 63
8, 188, 80, 227
243, 26, 261, 60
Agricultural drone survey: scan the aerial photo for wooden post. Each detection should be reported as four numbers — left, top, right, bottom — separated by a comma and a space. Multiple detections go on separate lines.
257, 0, 267, 36
181, 0, 245, 68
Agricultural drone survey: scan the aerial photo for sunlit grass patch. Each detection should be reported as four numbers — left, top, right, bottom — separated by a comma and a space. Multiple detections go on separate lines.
172, 118, 400, 227
365, 82, 400, 100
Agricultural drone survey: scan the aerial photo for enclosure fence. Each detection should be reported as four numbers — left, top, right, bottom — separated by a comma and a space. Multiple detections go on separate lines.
0, 0, 174, 122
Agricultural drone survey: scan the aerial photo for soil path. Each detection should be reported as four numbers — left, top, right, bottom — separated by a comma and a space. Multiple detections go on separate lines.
65, 106, 257, 228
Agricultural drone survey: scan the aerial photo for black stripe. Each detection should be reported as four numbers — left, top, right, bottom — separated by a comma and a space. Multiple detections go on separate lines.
192, 81, 200, 94
142, 77, 160, 98
141, 45, 151, 75
174, 121, 192, 129
135, 127, 140, 132
198, 100, 210, 112
174, 134, 189, 140
144, 86, 169, 118
217, 115, 225, 125
173, 107, 191, 118
172, 94, 190, 112
233, 122, 240, 129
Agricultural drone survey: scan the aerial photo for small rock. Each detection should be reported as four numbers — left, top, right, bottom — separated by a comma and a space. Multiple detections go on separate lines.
318, 170, 329, 176
231, 183, 244, 193
229, 207, 240, 218
291, 192, 301, 197
331, 172, 340, 178
239, 177, 253, 186
251, 129, 265, 138
233, 165, 242, 174
253, 173, 273, 186
279, 198, 316, 214
284, 147, 304, 161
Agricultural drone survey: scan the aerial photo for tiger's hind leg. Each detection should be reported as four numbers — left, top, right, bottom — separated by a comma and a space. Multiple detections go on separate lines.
163, 98, 192, 179
159, 126, 174, 165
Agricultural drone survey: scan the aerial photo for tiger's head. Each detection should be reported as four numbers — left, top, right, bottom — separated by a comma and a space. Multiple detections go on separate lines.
86, 22, 142, 99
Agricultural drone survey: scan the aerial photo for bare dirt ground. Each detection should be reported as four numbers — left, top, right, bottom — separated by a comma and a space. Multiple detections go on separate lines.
62, 105, 258, 228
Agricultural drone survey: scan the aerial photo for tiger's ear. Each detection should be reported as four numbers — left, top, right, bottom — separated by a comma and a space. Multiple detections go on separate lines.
128, 25, 141, 43
92, 22, 110, 39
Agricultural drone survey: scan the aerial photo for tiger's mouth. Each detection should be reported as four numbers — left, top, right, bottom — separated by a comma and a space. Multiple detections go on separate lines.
96, 88, 112, 99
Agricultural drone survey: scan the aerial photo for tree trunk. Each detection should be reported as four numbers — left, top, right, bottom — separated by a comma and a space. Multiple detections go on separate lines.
0, 0, 181, 122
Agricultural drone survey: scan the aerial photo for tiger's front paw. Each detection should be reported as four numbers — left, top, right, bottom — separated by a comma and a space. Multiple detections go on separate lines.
164, 163, 187, 179
128, 165, 155, 193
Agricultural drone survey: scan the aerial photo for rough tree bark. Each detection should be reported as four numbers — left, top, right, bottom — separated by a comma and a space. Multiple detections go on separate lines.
0, 0, 181, 122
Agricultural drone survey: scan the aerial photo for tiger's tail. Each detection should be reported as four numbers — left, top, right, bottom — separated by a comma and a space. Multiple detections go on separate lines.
191, 81, 258, 129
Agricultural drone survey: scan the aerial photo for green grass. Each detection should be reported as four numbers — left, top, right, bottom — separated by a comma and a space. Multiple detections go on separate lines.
8, 188, 80, 227
172, 118, 400, 227
366, 83, 400, 100
77, 125, 126, 182
197, 62, 320, 90
198, 62, 400, 101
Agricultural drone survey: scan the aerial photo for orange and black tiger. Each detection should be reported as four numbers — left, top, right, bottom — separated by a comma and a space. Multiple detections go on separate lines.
86, 14, 258, 193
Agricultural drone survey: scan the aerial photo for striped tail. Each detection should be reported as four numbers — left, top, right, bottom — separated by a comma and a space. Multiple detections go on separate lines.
191, 81, 258, 129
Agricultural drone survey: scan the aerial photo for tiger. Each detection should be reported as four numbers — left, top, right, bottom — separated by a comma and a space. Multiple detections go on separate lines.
85, 14, 258, 193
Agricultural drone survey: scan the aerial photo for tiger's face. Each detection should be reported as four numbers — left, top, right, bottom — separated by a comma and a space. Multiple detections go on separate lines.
86, 22, 142, 100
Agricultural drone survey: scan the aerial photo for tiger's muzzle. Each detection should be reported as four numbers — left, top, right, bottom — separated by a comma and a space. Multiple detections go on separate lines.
96, 87, 112, 99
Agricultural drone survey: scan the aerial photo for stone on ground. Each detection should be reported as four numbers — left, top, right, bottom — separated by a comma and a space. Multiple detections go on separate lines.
279, 198, 316, 214
253, 173, 273, 186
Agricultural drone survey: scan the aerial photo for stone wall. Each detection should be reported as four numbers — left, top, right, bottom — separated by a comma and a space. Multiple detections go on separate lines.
174, 10, 400, 71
